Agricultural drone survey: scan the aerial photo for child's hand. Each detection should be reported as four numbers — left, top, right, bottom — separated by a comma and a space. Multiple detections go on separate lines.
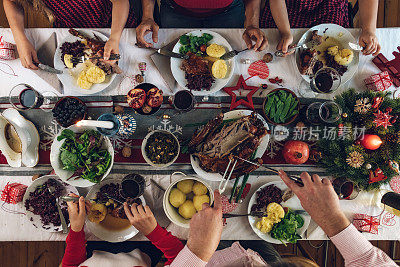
243, 26, 268, 52
103, 37, 119, 61
124, 203, 157, 235
66, 194, 87, 232
359, 30, 381, 56
276, 32, 293, 56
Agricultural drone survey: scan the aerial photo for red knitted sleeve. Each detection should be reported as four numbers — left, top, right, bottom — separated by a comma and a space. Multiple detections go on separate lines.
61, 228, 87, 267
145, 224, 185, 265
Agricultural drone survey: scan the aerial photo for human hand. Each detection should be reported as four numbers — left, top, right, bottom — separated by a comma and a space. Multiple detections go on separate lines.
136, 18, 159, 48
103, 37, 119, 60
124, 203, 157, 235
66, 194, 87, 232
359, 30, 381, 56
187, 190, 223, 262
242, 26, 268, 52
278, 170, 350, 237
276, 31, 294, 56
16, 38, 39, 70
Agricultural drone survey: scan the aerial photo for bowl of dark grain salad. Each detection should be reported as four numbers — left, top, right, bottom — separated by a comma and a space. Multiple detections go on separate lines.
141, 130, 180, 168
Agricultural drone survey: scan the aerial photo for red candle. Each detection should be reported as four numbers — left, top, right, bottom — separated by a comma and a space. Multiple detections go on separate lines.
360, 134, 382, 150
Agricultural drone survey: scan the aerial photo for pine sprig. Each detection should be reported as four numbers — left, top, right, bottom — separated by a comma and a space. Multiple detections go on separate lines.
316, 89, 400, 191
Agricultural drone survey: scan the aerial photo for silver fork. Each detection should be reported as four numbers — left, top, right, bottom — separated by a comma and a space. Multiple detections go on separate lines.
220, 48, 249, 60
275, 39, 321, 57
70, 54, 121, 64
48, 186, 68, 234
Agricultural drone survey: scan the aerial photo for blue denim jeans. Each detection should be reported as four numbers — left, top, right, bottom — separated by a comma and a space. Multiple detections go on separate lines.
160, 0, 245, 28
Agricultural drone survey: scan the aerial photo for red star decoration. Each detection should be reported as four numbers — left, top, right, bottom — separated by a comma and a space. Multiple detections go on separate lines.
373, 109, 393, 129
223, 75, 259, 110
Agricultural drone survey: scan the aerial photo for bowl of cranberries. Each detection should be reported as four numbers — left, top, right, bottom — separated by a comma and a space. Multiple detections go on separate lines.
127, 83, 163, 115
52, 96, 87, 127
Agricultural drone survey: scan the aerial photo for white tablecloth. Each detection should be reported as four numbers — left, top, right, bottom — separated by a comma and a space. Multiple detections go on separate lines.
1, 28, 400, 241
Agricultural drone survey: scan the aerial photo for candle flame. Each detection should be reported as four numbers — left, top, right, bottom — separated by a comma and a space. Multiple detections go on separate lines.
76, 120, 83, 127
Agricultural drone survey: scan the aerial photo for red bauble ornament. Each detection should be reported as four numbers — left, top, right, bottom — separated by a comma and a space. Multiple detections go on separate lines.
282, 140, 310, 164
223, 75, 259, 110
360, 134, 382, 150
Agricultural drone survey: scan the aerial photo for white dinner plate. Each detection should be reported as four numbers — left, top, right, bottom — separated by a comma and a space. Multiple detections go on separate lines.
23, 175, 79, 232
295, 23, 359, 85
54, 29, 118, 95
190, 110, 270, 181
50, 125, 114, 188
85, 178, 146, 242
248, 181, 311, 244
171, 30, 235, 96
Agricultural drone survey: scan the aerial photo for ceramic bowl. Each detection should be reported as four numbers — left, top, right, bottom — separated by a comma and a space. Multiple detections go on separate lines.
163, 174, 214, 228
50, 125, 114, 188
141, 130, 180, 168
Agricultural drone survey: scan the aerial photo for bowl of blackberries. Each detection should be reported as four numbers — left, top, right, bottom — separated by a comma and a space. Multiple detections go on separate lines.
52, 96, 87, 127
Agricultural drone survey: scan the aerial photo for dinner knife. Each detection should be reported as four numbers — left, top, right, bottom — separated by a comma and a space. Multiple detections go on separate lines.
348, 42, 364, 51
135, 43, 189, 60
37, 63, 63, 74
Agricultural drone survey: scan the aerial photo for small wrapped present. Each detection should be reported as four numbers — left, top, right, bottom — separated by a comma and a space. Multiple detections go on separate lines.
352, 213, 380, 234
1, 183, 27, 204
0, 36, 17, 60
364, 71, 393, 92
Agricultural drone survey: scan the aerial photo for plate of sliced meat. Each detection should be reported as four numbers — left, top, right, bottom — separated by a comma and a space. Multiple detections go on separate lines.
170, 30, 235, 96
54, 29, 122, 95
188, 110, 270, 181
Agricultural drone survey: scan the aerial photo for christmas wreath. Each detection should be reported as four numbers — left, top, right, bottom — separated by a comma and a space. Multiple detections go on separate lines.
317, 89, 400, 190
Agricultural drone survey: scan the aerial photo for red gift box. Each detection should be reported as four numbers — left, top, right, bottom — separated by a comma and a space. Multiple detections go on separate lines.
352, 213, 380, 234
364, 71, 393, 92
0, 36, 17, 60
1, 183, 27, 204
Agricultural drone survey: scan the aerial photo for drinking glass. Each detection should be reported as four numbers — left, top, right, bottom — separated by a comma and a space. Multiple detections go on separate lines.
306, 102, 323, 125
310, 67, 341, 94
169, 90, 196, 113
332, 177, 360, 200
319, 101, 342, 123
9, 84, 58, 112
120, 173, 146, 199
298, 67, 342, 97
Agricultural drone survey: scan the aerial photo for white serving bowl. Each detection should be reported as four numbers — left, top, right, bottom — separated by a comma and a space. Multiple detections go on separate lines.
141, 130, 180, 168
163, 174, 214, 228
50, 125, 114, 188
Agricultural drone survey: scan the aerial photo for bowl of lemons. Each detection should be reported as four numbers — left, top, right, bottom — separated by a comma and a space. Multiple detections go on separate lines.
163, 173, 214, 228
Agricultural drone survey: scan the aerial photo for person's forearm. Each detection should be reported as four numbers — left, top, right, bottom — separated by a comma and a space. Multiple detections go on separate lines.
62, 229, 87, 267
321, 211, 351, 237
331, 224, 396, 266
359, 0, 378, 33
146, 224, 185, 265
3, 0, 28, 42
110, 0, 130, 41
244, 0, 260, 28
269, 0, 290, 34
141, 0, 155, 20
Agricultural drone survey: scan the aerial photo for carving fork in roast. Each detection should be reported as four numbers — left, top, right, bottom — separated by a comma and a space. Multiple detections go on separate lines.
218, 157, 238, 194
234, 156, 304, 186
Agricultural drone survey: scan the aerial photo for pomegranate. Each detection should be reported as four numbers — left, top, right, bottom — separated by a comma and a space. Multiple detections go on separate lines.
282, 140, 309, 164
